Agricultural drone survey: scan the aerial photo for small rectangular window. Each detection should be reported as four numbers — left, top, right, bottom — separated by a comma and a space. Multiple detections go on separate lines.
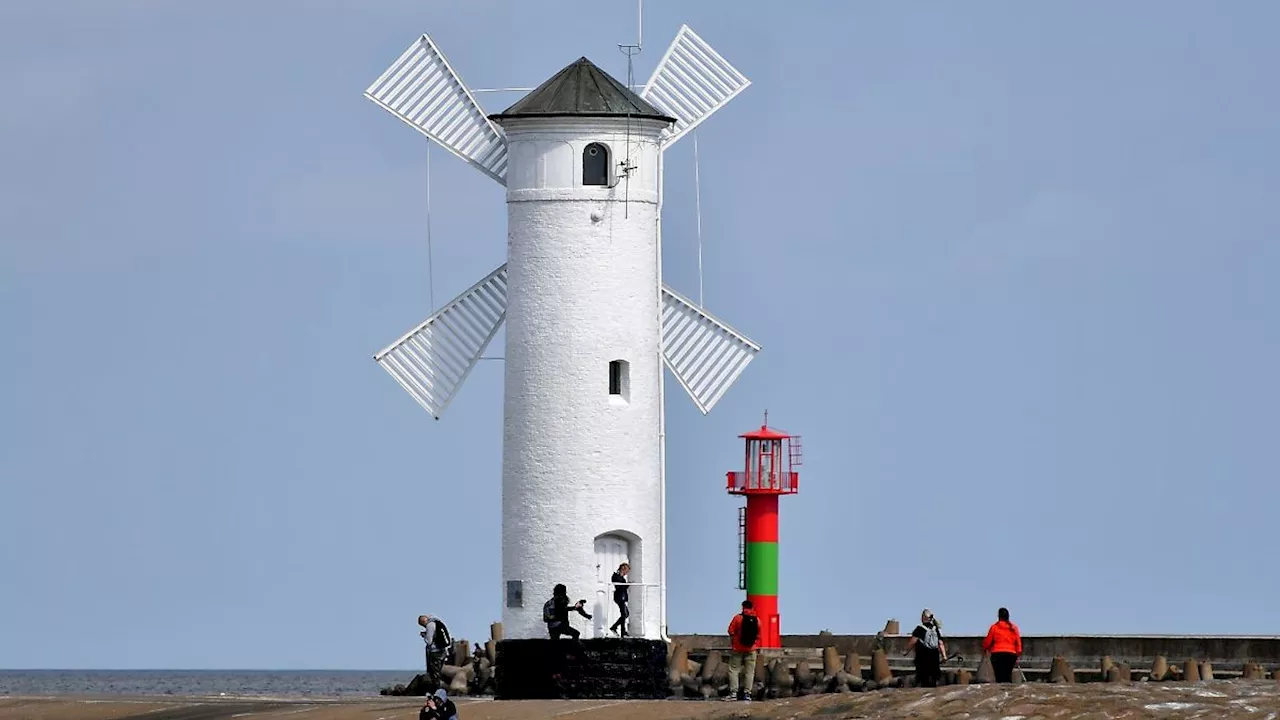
608, 359, 630, 404
506, 580, 523, 608
609, 361, 622, 395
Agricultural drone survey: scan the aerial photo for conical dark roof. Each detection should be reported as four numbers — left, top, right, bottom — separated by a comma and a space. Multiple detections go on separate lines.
490, 57, 675, 122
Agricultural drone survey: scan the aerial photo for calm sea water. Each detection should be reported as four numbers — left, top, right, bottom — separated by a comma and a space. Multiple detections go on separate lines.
0, 670, 417, 698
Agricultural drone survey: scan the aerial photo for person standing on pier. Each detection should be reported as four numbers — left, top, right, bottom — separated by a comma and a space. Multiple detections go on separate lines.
609, 563, 631, 637
904, 608, 946, 688
725, 600, 761, 701
982, 607, 1022, 683
418, 614, 452, 686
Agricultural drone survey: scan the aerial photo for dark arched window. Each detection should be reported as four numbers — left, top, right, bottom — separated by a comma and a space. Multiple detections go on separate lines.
583, 143, 610, 186
608, 359, 630, 402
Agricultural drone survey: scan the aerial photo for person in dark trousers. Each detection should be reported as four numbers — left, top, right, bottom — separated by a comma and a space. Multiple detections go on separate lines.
609, 563, 631, 637
417, 614, 452, 686
725, 600, 760, 701
903, 608, 947, 688
543, 583, 592, 639
982, 607, 1023, 683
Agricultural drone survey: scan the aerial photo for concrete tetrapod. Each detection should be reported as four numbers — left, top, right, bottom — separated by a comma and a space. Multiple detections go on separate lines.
1151, 655, 1169, 681
1184, 659, 1201, 682
1101, 656, 1114, 680
844, 651, 862, 677
841, 651, 865, 691
822, 647, 841, 677
1200, 661, 1214, 681
975, 655, 996, 684
794, 660, 817, 696
770, 660, 793, 698
666, 642, 687, 694
1049, 657, 1076, 684
871, 649, 893, 684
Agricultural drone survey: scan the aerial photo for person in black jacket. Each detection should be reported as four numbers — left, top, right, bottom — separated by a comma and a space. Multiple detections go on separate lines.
609, 563, 631, 637
544, 583, 592, 639
431, 689, 457, 720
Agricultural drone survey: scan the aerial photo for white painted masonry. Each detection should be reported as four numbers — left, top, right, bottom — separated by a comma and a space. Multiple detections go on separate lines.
496, 115, 670, 640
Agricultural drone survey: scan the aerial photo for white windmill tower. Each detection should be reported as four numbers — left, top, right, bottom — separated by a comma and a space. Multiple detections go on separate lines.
365, 22, 756, 640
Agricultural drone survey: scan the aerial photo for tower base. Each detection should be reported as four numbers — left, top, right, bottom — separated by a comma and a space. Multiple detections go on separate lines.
495, 638, 668, 699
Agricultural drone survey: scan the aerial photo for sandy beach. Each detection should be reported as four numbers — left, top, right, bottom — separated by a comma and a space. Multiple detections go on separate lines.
4, 682, 1278, 720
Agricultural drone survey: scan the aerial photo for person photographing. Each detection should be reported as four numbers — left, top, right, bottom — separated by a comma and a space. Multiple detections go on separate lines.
417, 614, 452, 686
543, 583, 592, 639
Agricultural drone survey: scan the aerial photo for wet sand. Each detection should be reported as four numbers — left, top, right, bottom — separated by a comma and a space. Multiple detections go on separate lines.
3, 682, 1278, 720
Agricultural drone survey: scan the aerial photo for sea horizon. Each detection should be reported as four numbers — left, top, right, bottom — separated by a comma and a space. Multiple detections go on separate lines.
0, 669, 419, 698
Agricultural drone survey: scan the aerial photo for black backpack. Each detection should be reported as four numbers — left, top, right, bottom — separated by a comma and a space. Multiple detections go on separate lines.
543, 598, 557, 624
433, 620, 452, 649
737, 613, 760, 646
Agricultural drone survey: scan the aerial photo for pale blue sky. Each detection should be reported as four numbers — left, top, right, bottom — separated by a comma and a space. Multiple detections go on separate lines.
2, 1, 1278, 670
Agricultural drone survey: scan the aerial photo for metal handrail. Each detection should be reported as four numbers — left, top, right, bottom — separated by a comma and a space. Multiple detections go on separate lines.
594, 581, 661, 639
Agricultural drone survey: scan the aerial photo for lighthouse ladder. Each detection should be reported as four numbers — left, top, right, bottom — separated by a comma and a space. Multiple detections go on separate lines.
737, 506, 747, 590
789, 435, 804, 467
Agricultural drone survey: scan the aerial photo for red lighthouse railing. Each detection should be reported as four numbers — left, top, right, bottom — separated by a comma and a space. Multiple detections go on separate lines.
726, 470, 799, 494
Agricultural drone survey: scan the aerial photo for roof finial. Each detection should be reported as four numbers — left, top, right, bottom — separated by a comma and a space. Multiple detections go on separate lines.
763, 409, 768, 430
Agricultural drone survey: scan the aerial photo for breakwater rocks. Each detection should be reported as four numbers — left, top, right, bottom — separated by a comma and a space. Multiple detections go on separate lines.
382, 627, 1280, 700
664, 639, 1280, 701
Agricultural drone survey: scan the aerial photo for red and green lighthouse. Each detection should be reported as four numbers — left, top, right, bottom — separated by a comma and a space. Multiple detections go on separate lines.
726, 414, 802, 649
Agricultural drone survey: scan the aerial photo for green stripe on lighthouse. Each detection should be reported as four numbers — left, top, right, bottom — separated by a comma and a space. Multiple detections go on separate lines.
745, 542, 778, 596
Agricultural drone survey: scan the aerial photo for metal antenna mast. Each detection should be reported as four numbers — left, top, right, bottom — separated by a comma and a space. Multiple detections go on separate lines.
618, 0, 643, 218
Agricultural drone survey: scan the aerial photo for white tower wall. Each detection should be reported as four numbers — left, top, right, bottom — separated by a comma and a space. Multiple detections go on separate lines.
498, 116, 668, 640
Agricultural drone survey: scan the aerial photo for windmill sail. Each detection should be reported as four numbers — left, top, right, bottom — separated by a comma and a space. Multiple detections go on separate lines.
641, 25, 751, 147
661, 284, 760, 415
365, 35, 509, 185
374, 264, 508, 419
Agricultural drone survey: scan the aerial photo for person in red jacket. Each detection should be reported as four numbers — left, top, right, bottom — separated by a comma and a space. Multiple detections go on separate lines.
725, 600, 761, 701
982, 607, 1022, 683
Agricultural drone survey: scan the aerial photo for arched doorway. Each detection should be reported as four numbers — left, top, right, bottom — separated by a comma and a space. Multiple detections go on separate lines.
593, 531, 640, 637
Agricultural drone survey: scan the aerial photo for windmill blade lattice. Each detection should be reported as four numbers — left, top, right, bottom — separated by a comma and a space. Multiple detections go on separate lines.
661, 284, 760, 415
641, 25, 751, 148
365, 35, 509, 185
374, 264, 509, 419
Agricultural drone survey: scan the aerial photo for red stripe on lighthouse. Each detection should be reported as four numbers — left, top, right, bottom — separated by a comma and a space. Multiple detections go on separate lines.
744, 495, 779, 542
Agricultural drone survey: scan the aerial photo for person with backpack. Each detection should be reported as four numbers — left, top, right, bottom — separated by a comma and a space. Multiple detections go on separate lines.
418, 614, 452, 685
609, 563, 630, 637
982, 607, 1022, 683
903, 608, 947, 688
543, 583, 592, 639
725, 600, 760, 701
